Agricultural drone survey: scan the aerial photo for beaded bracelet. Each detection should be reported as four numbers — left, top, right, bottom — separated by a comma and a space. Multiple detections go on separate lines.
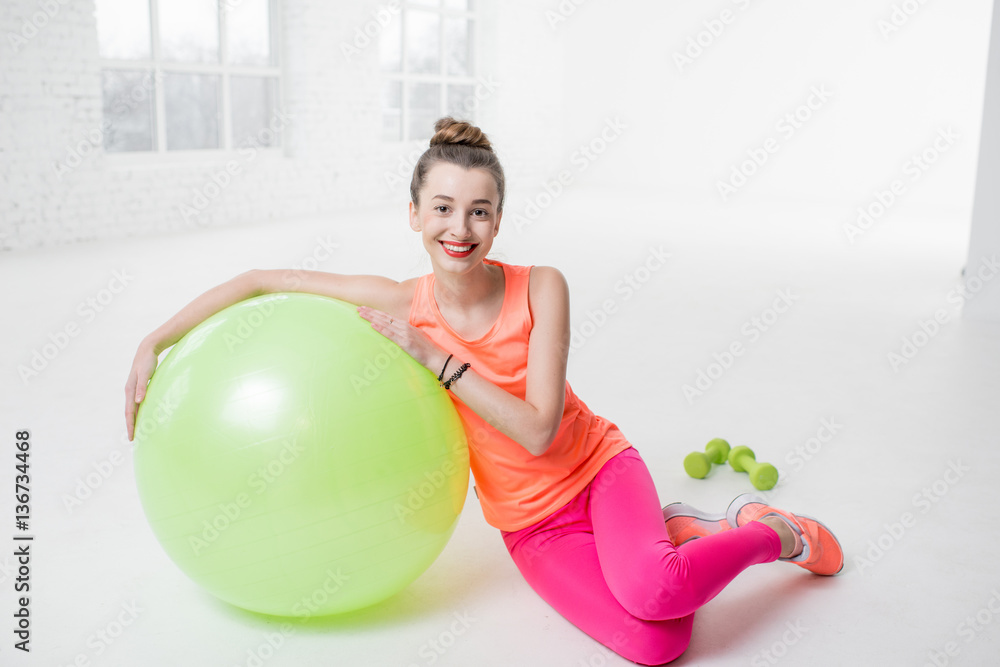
437, 354, 454, 382
441, 362, 470, 391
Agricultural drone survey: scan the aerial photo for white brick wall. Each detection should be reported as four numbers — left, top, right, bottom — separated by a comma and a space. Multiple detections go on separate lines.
0, 0, 562, 252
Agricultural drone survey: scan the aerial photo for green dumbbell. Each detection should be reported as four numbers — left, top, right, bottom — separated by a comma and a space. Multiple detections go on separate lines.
684, 438, 731, 479
728, 446, 778, 490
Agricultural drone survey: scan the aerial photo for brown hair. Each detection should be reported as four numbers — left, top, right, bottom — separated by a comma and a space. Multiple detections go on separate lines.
410, 117, 506, 213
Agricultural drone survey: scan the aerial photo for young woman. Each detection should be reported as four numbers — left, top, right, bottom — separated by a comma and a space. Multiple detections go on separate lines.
125, 117, 842, 665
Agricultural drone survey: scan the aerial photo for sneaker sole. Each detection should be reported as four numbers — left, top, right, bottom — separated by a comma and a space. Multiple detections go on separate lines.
662, 503, 727, 523
662, 503, 730, 545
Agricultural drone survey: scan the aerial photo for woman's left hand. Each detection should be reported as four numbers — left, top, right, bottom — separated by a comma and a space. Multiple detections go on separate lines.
356, 306, 448, 374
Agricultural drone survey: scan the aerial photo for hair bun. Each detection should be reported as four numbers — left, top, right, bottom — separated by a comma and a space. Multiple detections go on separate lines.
429, 117, 493, 152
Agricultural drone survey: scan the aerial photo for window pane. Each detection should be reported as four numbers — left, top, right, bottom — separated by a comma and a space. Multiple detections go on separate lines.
446, 84, 474, 120
444, 17, 471, 76
383, 81, 402, 142
408, 82, 440, 141
102, 70, 156, 152
160, 0, 219, 63
226, 0, 271, 65
443, 0, 471, 10
405, 10, 440, 74
379, 10, 402, 72
95, 0, 151, 59
231, 76, 279, 148
164, 73, 220, 150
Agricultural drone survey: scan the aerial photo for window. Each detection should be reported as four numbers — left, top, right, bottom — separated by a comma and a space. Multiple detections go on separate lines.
95, 0, 282, 153
381, 1, 477, 142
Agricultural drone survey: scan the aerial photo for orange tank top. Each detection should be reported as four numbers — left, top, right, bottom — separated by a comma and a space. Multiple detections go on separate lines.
408, 258, 633, 532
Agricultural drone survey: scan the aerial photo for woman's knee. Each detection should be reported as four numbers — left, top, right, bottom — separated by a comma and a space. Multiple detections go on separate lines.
611, 615, 692, 665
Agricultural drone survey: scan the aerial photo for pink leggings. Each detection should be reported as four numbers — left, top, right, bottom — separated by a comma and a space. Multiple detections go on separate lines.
501, 447, 781, 665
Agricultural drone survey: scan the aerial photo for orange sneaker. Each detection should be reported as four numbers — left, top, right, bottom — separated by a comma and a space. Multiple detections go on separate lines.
662, 503, 730, 546
726, 493, 844, 576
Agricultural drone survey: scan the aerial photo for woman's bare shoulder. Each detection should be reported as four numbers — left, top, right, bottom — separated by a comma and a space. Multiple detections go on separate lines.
528, 266, 569, 294
527, 266, 570, 318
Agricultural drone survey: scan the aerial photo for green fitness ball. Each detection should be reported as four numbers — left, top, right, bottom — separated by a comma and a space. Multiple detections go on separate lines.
133, 293, 469, 617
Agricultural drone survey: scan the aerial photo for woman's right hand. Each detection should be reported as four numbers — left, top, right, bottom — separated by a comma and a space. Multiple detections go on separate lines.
125, 341, 160, 442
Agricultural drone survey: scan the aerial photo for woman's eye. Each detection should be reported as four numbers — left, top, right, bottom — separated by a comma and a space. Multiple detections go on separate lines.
473, 209, 488, 217
436, 205, 449, 213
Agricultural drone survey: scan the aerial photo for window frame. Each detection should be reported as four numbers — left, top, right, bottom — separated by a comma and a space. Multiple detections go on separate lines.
98, 0, 285, 162
382, 1, 480, 143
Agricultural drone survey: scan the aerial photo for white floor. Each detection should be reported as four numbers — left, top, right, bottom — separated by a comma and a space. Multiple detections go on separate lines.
2, 188, 999, 666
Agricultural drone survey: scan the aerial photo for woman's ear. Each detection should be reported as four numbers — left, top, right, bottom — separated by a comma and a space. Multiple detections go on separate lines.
493, 210, 502, 237
409, 201, 421, 232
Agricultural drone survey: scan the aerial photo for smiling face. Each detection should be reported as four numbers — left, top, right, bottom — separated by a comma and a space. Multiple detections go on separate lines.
409, 161, 502, 271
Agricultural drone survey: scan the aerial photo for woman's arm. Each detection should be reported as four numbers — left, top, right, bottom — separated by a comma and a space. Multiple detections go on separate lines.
142, 269, 262, 355
451, 266, 570, 455
257, 268, 410, 319
125, 269, 262, 440
359, 266, 570, 456
126, 268, 406, 440
127, 267, 410, 440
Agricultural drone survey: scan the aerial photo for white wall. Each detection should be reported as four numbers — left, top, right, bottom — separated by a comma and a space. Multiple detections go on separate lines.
1, 1, 995, 252
548, 0, 993, 222
965, 0, 1000, 321
0, 1, 373, 250
0, 0, 568, 252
